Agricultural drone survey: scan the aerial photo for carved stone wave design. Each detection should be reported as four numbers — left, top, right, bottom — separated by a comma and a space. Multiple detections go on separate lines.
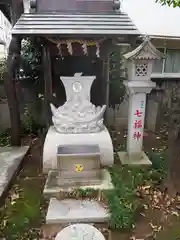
50, 73, 106, 134
50, 103, 106, 134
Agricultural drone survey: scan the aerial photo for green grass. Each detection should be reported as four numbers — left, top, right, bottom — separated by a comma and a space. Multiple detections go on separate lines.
0, 148, 167, 238
0, 181, 44, 239
69, 150, 167, 230
106, 166, 143, 229
105, 151, 167, 229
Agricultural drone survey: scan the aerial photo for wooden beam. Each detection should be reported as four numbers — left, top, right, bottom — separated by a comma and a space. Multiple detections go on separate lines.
11, 0, 23, 25
42, 45, 53, 128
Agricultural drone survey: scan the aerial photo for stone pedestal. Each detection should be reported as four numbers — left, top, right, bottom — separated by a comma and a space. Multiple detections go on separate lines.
119, 80, 156, 165
43, 126, 113, 173
55, 224, 106, 240
43, 169, 113, 198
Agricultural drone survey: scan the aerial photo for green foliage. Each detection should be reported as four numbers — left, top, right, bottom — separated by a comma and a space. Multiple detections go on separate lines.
0, 188, 41, 239
70, 188, 98, 198
20, 38, 42, 81
156, 0, 180, 7
0, 57, 6, 82
0, 152, 46, 240
109, 45, 127, 108
66, 151, 167, 230
22, 104, 44, 135
106, 166, 143, 229
147, 151, 167, 184
106, 151, 167, 229
0, 130, 10, 146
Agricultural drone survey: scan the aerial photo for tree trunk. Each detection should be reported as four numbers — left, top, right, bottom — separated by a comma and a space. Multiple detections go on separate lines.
42, 45, 53, 128
166, 128, 180, 196
164, 82, 180, 196
4, 36, 21, 145
3, 0, 23, 145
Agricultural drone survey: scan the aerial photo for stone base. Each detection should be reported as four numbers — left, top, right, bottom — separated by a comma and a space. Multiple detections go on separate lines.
43, 126, 114, 173
42, 223, 111, 240
43, 169, 113, 198
46, 198, 109, 224
48, 169, 102, 189
118, 151, 152, 166
54, 224, 106, 240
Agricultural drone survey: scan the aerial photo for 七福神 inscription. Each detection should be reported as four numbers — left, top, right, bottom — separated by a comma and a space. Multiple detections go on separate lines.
132, 101, 145, 141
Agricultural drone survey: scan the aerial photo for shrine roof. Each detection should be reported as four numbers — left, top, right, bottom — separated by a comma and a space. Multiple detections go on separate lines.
11, 12, 139, 36
124, 37, 165, 60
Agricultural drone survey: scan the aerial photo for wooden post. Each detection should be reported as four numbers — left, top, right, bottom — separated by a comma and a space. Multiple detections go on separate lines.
4, 36, 21, 145
3, 0, 24, 146
11, 0, 24, 25
101, 42, 110, 123
104, 53, 110, 109
42, 45, 53, 128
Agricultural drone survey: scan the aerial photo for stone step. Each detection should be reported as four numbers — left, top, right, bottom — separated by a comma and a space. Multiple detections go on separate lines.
43, 169, 114, 199
57, 168, 101, 186
58, 168, 101, 181
46, 198, 109, 225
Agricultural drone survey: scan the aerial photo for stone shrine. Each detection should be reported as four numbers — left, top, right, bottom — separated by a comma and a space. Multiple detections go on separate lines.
10, 0, 139, 236
43, 72, 114, 174
43, 72, 114, 225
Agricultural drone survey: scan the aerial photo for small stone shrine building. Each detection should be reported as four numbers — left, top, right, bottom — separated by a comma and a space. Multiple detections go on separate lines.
11, 0, 139, 127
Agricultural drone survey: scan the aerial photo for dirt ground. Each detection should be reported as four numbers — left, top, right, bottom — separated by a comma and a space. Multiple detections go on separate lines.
1, 130, 180, 240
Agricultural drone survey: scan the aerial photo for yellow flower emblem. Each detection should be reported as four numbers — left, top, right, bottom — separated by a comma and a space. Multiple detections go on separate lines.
75, 164, 84, 172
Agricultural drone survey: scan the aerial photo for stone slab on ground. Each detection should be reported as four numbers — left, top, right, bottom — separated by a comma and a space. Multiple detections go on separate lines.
43, 169, 114, 198
55, 224, 106, 240
0, 146, 29, 198
46, 198, 109, 224
118, 151, 152, 166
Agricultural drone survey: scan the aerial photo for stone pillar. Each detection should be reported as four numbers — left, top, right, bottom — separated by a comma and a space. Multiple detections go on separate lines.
121, 81, 155, 164
118, 37, 164, 165
127, 92, 146, 159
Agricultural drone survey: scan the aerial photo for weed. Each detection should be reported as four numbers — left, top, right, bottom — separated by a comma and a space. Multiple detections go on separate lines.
0, 130, 10, 147
0, 186, 42, 239
21, 105, 45, 135
106, 151, 167, 229
106, 166, 140, 229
